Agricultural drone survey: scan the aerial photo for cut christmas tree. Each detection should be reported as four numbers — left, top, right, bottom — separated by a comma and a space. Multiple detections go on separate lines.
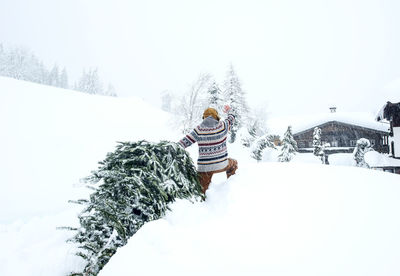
63, 140, 203, 276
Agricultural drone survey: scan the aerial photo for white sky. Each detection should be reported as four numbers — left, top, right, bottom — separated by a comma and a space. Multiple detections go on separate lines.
1, 0, 399, 117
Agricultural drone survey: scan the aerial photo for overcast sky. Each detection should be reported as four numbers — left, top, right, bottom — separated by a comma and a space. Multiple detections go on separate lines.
1, 0, 399, 117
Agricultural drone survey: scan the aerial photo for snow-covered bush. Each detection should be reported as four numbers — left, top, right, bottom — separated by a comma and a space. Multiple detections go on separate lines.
240, 122, 258, 148
353, 138, 373, 168
64, 141, 203, 276
278, 126, 298, 162
251, 134, 276, 161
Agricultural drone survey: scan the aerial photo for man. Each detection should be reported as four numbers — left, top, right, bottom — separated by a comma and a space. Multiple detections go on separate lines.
179, 105, 238, 194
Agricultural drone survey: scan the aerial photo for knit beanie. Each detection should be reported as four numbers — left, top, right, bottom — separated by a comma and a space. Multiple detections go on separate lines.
203, 107, 220, 121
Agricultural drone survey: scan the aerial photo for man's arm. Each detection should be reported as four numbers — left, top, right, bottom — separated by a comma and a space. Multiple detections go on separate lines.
178, 130, 198, 148
223, 105, 235, 130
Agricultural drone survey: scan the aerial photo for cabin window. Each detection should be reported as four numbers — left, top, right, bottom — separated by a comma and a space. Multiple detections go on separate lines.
308, 141, 313, 147
350, 140, 357, 147
331, 140, 338, 147
382, 136, 388, 145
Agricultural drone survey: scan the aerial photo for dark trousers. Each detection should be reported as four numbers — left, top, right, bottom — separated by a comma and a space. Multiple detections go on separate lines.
198, 158, 238, 194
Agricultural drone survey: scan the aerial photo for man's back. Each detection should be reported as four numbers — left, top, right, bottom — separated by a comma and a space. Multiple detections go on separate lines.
179, 114, 234, 172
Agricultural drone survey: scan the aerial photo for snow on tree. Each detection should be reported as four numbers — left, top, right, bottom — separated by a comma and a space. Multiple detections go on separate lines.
313, 127, 329, 164
278, 126, 298, 162
207, 80, 223, 113
0, 46, 42, 83
37, 62, 49, 84
0, 44, 5, 76
63, 140, 203, 276
104, 83, 117, 97
249, 106, 268, 134
75, 68, 104, 95
48, 64, 59, 87
0, 45, 119, 96
353, 138, 373, 168
241, 106, 269, 148
241, 121, 259, 148
4, 47, 29, 80
223, 64, 249, 143
175, 73, 211, 134
251, 134, 276, 161
59, 67, 69, 89
161, 91, 173, 112
222, 64, 249, 143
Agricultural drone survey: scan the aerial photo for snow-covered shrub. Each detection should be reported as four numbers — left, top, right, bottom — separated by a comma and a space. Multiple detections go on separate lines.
353, 138, 373, 168
64, 141, 203, 276
251, 134, 276, 161
240, 122, 258, 148
278, 126, 298, 162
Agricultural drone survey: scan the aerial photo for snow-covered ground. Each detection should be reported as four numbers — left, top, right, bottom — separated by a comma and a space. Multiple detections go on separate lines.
1, 77, 400, 276
100, 163, 400, 276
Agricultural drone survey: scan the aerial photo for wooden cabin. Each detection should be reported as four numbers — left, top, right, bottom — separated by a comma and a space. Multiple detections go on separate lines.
376, 101, 400, 159
293, 121, 389, 154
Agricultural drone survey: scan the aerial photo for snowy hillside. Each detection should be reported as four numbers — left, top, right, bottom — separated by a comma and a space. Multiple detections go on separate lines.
0, 77, 176, 223
1, 77, 400, 276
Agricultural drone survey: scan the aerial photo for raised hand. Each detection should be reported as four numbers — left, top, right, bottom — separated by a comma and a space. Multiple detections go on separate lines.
223, 105, 231, 113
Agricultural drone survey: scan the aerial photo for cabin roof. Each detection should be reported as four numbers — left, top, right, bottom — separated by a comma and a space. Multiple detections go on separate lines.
268, 112, 390, 136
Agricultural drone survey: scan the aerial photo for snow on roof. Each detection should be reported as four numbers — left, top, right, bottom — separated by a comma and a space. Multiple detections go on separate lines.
268, 111, 390, 136
365, 151, 400, 167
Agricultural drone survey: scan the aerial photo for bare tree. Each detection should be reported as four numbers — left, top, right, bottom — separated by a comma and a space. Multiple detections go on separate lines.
176, 73, 212, 134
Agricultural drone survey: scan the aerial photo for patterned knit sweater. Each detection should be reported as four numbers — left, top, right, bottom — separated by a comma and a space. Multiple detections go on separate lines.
179, 114, 235, 172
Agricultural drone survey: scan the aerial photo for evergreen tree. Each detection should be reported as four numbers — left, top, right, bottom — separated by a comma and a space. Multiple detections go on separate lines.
0, 44, 7, 76
104, 83, 117, 97
38, 62, 49, 85
6, 47, 26, 79
278, 126, 298, 162
207, 80, 223, 112
353, 138, 372, 168
251, 134, 276, 161
48, 64, 60, 87
75, 68, 104, 95
63, 140, 203, 276
0, 44, 113, 93
59, 67, 69, 89
313, 127, 329, 164
222, 64, 249, 143
0, 44, 6, 76
26, 54, 42, 84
